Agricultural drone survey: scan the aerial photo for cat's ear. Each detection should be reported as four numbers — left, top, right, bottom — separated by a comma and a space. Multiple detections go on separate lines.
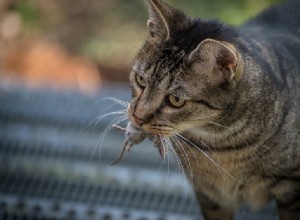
189, 39, 243, 83
147, 0, 190, 41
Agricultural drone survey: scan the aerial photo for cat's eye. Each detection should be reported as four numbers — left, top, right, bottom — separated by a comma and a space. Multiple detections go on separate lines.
167, 95, 185, 108
136, 74, 147, 88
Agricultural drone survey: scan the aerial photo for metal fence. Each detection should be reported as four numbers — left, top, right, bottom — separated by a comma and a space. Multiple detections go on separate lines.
0, 84, 277, 220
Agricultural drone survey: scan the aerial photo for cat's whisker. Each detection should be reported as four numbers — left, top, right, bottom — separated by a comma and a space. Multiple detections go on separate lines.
172, 132, 200, 168
170, 136, 193, 180
178, 135, 227, 183
93, 109, 127, 124
92, 110, 128, 131
175, 133, 225, 182
90, 115, 128, 161
199, 139, 227, 182
81, 109, 127, 134
95, 97, 129, 108
165, 137, 188, 202
158, 136, 166, 168
99, 115, 128, 156
156, 136, 167, 170
171, 127, 216, 159
176, 133, 246, 185
162, 137, 180, 175
208, 120, 230, 129
153, 126, 226, 182
159, 136, 171, 195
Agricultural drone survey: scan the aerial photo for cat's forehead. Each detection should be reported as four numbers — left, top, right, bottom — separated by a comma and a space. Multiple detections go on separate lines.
133, 52, 196, 99
134, 45, 186, 79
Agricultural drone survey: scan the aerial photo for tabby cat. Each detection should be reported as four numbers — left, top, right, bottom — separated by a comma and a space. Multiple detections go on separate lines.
123, 0, 300, 219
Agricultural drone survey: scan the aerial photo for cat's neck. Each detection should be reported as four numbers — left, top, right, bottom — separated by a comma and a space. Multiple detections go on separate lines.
184, 120, 246, 150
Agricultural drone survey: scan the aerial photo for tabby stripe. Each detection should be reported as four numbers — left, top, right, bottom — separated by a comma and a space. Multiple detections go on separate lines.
156, 59, 169, 81
227, 118, 250, 140
216, 119, 265, 151
239, 94, 290, 159
276, 48, 289, 87
278, 193, 300, 211
187, 131, 262, 152
197, 100, 223, 110
151, 61, 160, 81
268, 177, 300, 194
273, 175, 300, 183
217, 134, 261, 152
249, 40, 286, 90
189, 102, 289, 152
259, 99, 290, 158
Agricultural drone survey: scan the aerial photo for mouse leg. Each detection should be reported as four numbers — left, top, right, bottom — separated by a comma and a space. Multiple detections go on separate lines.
113, 124, 127, 131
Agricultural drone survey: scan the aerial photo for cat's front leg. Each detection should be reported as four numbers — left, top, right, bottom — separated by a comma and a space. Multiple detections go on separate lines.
277, 194, 300, 220
196, 192, 234, 220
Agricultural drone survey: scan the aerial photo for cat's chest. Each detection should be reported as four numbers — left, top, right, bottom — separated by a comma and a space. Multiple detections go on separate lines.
177, 147, 271, 209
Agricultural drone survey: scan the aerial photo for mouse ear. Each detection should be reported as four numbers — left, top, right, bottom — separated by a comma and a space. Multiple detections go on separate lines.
147, 0, 190, 42
189, 39, 243, 84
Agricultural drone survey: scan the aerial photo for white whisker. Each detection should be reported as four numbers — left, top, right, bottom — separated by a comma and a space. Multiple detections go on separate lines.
165, 137, 188, 202
80, 109, 127, 135
90, 115, 128, 161
95, 97, 129, 108
174, 133, 200, 168
159, 136, 170, 196
176, 133, 246, 185
91, 110, 128, 132
95, 110, 128, 122
170, 136, 193, 180
178, 134, 227, 182
84, 109, 127, 131
209, 120, 230, 129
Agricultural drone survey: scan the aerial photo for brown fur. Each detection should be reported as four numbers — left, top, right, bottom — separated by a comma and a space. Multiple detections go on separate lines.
125, 0, 300, 219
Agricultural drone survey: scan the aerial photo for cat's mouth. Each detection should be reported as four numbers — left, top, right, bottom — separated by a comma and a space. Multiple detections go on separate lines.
127, 104, 174, 137
128, 115, 173, 137
125, 122, 170, 159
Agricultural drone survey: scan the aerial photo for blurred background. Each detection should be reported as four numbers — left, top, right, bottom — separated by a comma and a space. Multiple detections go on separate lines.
0, 0, 281, 220
0, 0, 281, 91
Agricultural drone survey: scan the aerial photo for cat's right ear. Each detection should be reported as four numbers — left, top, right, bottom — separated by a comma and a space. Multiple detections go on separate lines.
146, 0, 189, 42
189, 39, 244, 84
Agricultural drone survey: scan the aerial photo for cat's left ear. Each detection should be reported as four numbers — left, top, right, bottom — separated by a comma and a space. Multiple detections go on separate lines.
146, 0, 190, 42
189, 39, 243, 83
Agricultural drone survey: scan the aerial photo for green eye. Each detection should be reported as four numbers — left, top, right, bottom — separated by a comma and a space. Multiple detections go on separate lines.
136, 74, 146, 88
168, 95, 185, 108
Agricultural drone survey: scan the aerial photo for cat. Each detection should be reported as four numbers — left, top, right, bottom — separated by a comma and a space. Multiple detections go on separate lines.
121, 0, 300, 219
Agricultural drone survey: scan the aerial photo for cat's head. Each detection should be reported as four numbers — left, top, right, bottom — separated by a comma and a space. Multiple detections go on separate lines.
128, 0, 244, 137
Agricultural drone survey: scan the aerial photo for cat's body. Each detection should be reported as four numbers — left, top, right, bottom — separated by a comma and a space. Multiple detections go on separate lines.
125, 0, 300, 219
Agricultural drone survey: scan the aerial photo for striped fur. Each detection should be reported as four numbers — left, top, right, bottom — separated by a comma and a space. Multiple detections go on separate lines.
127, 0, 300, 219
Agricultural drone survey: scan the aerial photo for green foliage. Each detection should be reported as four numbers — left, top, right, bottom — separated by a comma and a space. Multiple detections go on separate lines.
14, 0, 41, 26
7, 0, 283, 67
161, 0, 282, 25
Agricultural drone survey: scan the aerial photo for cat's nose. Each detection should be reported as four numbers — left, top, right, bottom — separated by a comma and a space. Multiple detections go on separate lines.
132, 115, 145, 126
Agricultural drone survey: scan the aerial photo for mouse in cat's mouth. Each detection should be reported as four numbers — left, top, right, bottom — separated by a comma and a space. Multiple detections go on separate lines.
111, 121, 166, 165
